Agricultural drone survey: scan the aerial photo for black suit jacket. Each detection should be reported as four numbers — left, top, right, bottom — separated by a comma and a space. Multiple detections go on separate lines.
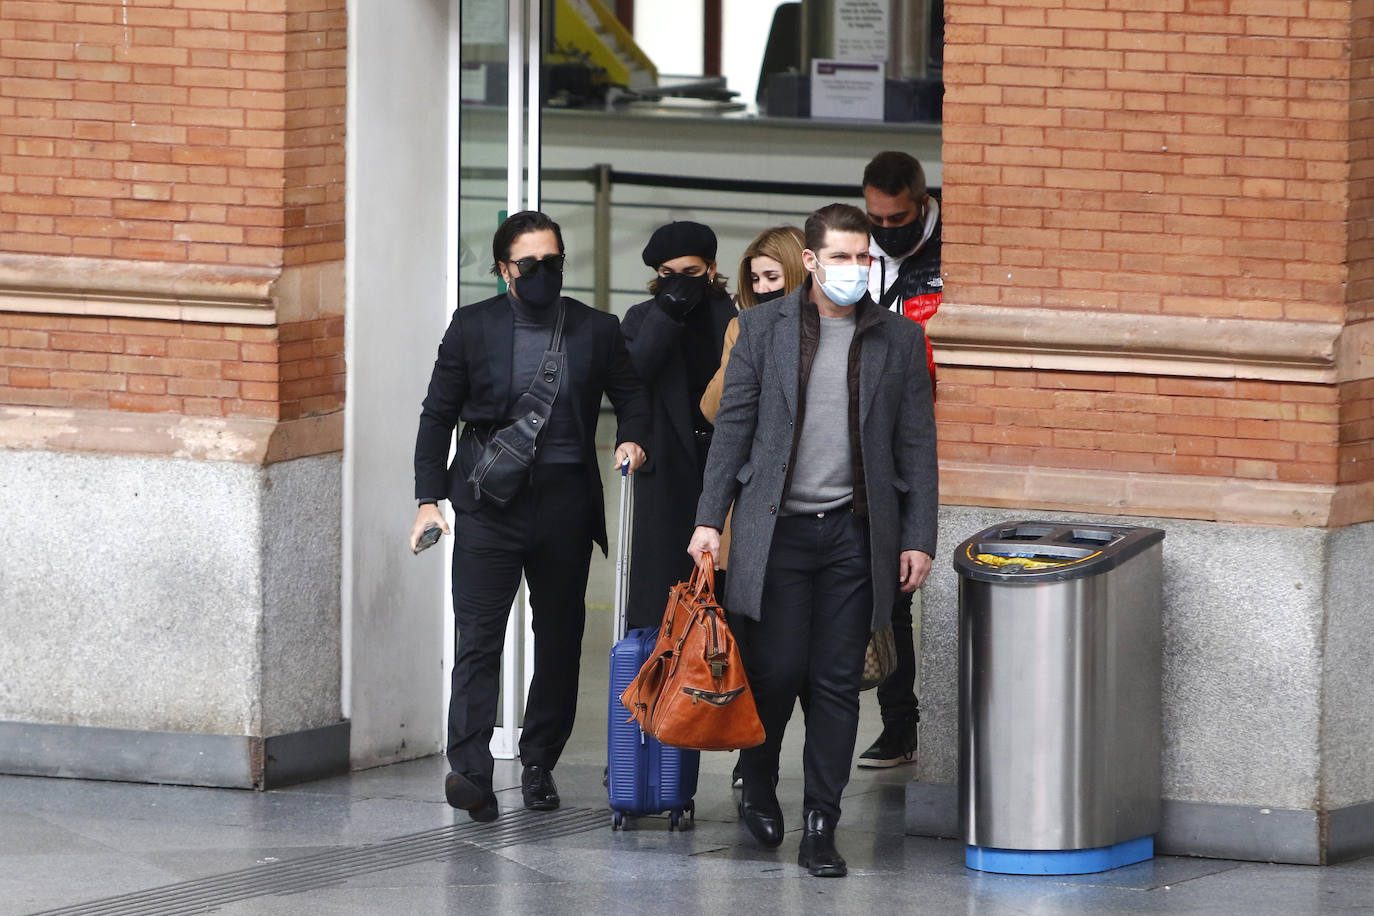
414, 294, 651, 553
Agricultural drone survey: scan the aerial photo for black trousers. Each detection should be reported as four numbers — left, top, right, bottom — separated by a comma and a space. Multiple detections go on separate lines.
735, 509, 872, 821
446, 464, 594, 782
877, 590, 920, 726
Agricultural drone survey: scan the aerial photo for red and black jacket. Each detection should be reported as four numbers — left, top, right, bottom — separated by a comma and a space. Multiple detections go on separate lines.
871, 211, 942, 397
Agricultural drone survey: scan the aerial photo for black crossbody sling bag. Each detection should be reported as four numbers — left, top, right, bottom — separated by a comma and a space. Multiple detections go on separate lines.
465, 302, 567, 507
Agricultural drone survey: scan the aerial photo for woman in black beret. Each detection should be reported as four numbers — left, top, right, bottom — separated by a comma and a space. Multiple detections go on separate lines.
620, 221, 738, 628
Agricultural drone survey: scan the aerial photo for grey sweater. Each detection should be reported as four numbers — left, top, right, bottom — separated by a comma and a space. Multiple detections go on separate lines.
782, 311, 856, 514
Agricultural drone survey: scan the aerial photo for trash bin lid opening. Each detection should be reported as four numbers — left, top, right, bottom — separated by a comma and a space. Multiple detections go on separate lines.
973, 553, 1080, 571
954, 521, 1165, 581
970, 543, 1101, 571
1063, 528, 1117, 547
995, 525, 1056, 541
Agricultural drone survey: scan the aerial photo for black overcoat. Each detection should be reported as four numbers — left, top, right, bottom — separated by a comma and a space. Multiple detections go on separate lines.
620, 291, 736, 627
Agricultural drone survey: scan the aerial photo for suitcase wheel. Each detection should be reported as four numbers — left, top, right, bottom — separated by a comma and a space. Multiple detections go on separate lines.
613, 811, 624, 830
669, 810, 680, 830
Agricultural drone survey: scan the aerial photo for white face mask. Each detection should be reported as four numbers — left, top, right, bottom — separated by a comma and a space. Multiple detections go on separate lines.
816, 263, 869, 307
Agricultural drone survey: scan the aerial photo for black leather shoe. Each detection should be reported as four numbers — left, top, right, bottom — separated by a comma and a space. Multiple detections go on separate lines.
798, 809, 847, 877
521, 765, 560, 811
444, 771, 499, 823
737, 784, 784, 849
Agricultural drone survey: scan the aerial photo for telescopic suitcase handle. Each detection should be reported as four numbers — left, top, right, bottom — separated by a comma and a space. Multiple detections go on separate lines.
613, 458, 633, 643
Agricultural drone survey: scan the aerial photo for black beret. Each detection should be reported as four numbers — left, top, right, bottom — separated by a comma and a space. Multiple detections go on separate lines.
641, 220, 717, 267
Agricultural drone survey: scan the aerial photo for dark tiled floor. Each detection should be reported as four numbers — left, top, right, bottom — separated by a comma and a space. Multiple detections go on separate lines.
5, 751, 1374, 915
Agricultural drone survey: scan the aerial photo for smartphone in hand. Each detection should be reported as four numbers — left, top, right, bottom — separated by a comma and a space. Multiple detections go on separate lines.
413, 524, 443, 554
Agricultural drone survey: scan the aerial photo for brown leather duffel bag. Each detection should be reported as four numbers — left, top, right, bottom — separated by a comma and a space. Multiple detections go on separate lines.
621, 556, 765, 752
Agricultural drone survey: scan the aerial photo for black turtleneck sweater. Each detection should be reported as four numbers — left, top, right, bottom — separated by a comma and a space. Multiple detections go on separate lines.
509, 293, 581, 465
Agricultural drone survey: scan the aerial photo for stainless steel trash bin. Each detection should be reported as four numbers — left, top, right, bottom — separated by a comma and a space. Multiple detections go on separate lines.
955, 521, 1165, 875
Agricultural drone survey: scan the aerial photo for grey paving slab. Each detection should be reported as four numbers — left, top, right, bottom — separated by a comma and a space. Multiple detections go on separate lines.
0, 812, 117, 857
0, 852, 183, 916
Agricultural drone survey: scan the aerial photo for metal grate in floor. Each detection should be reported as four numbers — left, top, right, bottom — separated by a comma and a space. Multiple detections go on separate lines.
30, 806, 607, 916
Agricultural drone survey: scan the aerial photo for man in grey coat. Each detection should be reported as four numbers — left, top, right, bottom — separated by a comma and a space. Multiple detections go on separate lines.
688, 203, 938, 878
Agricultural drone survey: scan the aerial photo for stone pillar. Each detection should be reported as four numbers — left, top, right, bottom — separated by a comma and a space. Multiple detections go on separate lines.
0, 0, 349, 788
911, 1, 1374, 864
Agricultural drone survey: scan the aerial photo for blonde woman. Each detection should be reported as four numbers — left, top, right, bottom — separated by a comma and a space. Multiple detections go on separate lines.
700, 225, 806, 422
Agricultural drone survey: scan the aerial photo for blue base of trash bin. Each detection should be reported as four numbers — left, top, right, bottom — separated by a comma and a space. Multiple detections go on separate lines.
965, 835, 1154, 875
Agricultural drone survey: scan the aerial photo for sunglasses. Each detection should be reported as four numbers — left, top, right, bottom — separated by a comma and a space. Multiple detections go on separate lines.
507, 254, 565, 276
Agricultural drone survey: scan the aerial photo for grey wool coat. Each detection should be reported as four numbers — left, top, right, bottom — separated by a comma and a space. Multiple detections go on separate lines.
693, 287, 939, 630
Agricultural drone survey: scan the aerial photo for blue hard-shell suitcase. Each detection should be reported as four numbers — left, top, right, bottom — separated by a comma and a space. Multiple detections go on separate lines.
606, 462, 699, 830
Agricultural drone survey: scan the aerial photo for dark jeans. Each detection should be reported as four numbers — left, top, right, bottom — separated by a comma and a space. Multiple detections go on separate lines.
735, 509, 872, 821
446, 464, 594, 782
877, 590, 920, 726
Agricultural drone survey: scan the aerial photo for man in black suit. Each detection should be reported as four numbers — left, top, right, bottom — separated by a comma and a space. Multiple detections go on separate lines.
411, 211, 649, 822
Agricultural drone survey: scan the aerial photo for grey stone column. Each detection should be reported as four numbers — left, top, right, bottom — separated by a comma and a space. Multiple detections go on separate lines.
0, 448, 346, 789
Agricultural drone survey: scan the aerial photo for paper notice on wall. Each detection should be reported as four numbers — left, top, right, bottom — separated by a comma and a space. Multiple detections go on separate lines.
460, 64, 487, 103
811, 59, 884, 121
833, 0, 889, 64
463, 0, 507, 46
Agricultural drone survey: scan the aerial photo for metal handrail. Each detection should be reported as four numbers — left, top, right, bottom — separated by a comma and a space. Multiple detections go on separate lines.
458, 165, 861, 197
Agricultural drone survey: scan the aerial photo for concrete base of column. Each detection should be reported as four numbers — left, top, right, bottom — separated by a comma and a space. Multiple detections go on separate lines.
0, 719, 350, 790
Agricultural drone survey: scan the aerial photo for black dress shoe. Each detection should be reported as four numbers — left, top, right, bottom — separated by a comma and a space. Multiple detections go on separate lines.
737, 784, 784, 848
521, 765, 560, 811
445, 771, 499, 823
797, 809, 847, 877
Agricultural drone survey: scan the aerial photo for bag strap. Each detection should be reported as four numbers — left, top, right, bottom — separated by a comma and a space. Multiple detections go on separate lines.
690, 553, 716, 600
507, 301, 566, 426
549, 298, 567, 352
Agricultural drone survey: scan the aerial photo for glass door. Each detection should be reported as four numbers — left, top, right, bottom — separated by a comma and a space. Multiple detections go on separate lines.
453, 0, 543, 760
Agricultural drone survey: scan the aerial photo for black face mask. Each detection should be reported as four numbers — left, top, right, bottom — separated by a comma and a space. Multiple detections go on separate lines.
754, 287, 787, 304
656, 273, 708, 319
513, 268, 562, 309
871, 219, 924, 258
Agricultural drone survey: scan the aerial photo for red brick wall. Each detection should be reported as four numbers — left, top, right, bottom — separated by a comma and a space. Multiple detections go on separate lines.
284, 1, 345, 266
1341, 378, 1374, 484
940, 0, 1363, 497
0, 312, 343, 420
937, 366, 1340, 486
0, 1, 346, 424
1349, 0, 1374, 323
0, 0, 345, 269
943, 1, 1349, 321
1342, 3, 1374, 483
